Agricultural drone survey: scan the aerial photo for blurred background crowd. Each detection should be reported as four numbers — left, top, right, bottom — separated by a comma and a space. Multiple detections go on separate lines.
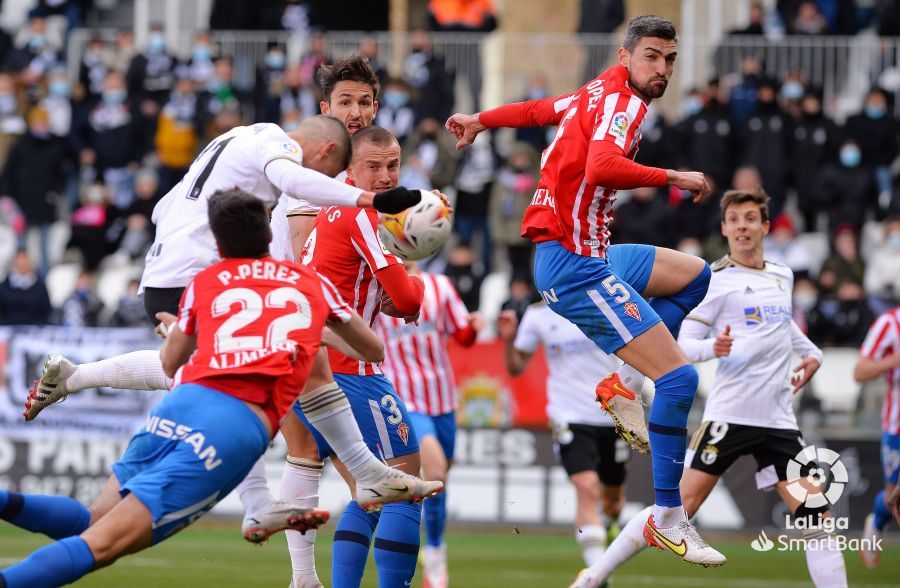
0, 0, 897, 364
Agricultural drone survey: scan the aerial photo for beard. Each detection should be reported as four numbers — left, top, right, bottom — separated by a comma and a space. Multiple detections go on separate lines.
636, 79, 668, 99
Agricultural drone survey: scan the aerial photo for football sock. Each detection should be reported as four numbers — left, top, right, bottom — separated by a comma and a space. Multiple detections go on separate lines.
583, 506, 650, 584
0, 491, 90, 539
649, 263, 710, 338
648, 364, 698, 508
374, 502, 422, 588
299, 383, 386, 482
575, 523, 607, 567
873, 490, 892, 531
803, 527, 848, 587
332, 500, 379, 588
235, 457, 273, 516
423, 488, 447, 547
67, 350, 171, 391
0, 536, 95, 587
282, 457, 324, 587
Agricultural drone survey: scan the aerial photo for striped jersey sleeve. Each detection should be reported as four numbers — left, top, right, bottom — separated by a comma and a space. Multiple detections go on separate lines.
317, 272, 353, 324
591, 91, 648, 153
349, 209, 403, 272
437, 275, 470, 334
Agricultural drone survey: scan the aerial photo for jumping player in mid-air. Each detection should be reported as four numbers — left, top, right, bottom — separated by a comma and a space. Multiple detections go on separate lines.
0, 189, 384, 587
446, 15, 724, 565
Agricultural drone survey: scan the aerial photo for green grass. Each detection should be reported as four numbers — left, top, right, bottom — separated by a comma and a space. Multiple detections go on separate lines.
0, 522, 897, 587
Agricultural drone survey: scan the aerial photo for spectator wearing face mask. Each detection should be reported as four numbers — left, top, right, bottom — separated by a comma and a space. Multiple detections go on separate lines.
444, 243, 483, 311
7, 16, 60, 74
188, 30, 215, 87
201, 56, 251, 132
0, 73, 26, 170
72, 71, 142, 209
513, 73, 553, 153
863, 216, 900, 308
806, 279, 874, 347
255, 42, 287, 123
66, 181, 120, 271
155, 71, 200, 194
740, 79, 792, 218
403, 28, 454, 123
490, 143, 538, 278
844, 88, 899, 216
79, 36, 110, 101
1, 107, 74, 276
792, 276, 819, 333
818, 139, 877, 230
267, 65, 316, 128
675, 83, 735, 199
126, 23, 176, 154
376, 78, 416, 144
818, 224, 866, 297
111, 167, 158, 261
0, 249, 51, 325
61, 271, 104, 328
41, 67, 73, 137
109, 279, 148, 327
402, 116, 458, 191
500, 276, 539, 324
790, 90, 837, 230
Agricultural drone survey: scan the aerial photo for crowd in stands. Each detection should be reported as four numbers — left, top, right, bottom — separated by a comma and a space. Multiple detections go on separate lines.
0, 0, 899, 352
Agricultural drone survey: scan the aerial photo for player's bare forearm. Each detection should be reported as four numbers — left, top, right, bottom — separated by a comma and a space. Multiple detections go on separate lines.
853, 353, 900, 382
328, 315, 384, 363
158, 324, 197, 378
321, 326, 367, 362
503, 341, 532, 377
288, 214, 317, 261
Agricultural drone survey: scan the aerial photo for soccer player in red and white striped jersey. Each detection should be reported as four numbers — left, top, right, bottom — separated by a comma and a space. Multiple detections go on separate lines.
855, 307, 900, 567
376, 263, 483, 588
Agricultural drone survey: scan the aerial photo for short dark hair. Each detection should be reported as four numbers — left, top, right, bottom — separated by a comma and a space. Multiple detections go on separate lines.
720, 189, 770, 223
623, 15, 678, 52
318, 54, 380, 102
316, 114, 353, 170
208, 189, 271, 258
351, 125, 398, 151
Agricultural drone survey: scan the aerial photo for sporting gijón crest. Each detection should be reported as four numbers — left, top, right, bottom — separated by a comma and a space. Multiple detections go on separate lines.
397, 423, 410, 445
623, 301, 641, 321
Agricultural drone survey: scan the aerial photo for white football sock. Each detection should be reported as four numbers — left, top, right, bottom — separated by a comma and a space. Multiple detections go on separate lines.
616, 363, 645, 392
575, 524, 607, 567
651, 504, 686, 527
67, 350, 171, 391
297, 383, 386, 481
282, 456, 324, 587
803, 528, 848, 587
583, 506, 650, 584
236, 457, 273, 516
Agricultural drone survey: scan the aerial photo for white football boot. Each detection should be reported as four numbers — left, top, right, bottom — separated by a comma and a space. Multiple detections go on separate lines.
643, 514, 726, 567
24, 354, 77, 421
242, 500, 330, 544
595, 373, 650, 453
356, 467, 444, 512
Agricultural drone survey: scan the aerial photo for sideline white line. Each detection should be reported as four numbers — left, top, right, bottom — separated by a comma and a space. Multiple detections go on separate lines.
612, 575, 893, 588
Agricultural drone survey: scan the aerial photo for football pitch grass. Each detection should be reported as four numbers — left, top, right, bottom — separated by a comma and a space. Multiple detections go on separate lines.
0, 522, 897, 587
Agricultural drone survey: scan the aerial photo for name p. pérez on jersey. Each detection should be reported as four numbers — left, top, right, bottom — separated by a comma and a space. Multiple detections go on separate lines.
216, 259, 302, 286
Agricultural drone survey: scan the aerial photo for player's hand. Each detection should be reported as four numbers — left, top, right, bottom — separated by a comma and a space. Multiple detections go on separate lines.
154, 312, 177, 339
432, 189, 453, 212
468, 311, 486, 333
445, 112, 486, 150
372, 187, 421, 214
791, 356, 821, 394
889, 484, 900, 524
380, 294, 420, 324
667, 170, 711, 203
713, 325, 733, 357
496, 309, 518, 341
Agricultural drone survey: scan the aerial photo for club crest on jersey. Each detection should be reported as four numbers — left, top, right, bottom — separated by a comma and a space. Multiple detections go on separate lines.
701, 445, 719, 465
744, 306, 763, 325
397, 422, 410, 445
609, 112, 630, 140
624, 301, 641, 321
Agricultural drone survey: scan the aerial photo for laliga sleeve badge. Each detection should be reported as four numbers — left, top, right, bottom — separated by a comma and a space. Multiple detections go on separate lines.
624, 302, 641, 321
397, 422, 409, 445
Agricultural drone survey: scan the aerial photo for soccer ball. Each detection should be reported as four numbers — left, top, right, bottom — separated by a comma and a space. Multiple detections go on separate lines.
379, 189, 452, 260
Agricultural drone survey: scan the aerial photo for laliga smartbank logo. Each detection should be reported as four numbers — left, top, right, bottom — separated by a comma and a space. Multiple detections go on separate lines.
750, 445, 883, 553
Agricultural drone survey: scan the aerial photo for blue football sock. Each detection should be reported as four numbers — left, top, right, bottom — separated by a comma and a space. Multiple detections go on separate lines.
648, 365, 698, 508
374, 502, 422, 588
649, 263, 710, 338
1, 536, 95, 588
0, 491, 91, 540
423, 489, 447, 547
332, 500, 379, 588
873, 490, 892, 531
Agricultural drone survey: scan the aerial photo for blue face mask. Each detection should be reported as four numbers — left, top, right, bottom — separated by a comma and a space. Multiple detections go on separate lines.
683, 96, 703, 117
383, 90, 409, 109
102, 89, 127, 105
28, 35, 46, 51
192, 45, 210, 61
840, 146, 861, 167
781, 81, 804, 101
889, 233, 900, 249
148, 34, 166, 53
865, 105, 886, 120
265, 52, 285, 70
49, 81, 69, 97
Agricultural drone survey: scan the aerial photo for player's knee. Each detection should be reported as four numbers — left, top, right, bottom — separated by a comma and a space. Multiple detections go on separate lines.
659, 364, 698, 406
571, 473, 601, 502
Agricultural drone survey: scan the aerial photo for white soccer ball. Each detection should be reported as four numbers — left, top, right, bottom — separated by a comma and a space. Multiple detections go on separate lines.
378, 189, 453, 260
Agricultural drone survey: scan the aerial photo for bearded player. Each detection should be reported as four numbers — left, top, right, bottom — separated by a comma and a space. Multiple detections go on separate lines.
446, 15, 724, 565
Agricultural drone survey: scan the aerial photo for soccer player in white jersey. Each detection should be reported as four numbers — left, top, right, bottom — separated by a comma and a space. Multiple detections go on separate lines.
375, 260, 483, 588
855, 305, 900, 568
571, 189, 848, 588
497, 305, 628, 571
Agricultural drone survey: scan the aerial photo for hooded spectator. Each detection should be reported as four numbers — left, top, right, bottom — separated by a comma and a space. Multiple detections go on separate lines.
818, 138, 877, 230
61, 271, 104, 327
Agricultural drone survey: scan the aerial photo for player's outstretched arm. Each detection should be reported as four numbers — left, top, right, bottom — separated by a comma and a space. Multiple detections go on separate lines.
327, 314, 384, 363
376, 265, 425, 318
156, 312, 197, 378
445, 93, 572, 150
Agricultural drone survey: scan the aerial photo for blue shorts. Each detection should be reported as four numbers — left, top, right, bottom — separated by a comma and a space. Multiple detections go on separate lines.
295, 373, 419, 461
410, 412, 457, 460
533, 241, 661, 354
882, 432, 900, 484
112, 383, 269, 544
